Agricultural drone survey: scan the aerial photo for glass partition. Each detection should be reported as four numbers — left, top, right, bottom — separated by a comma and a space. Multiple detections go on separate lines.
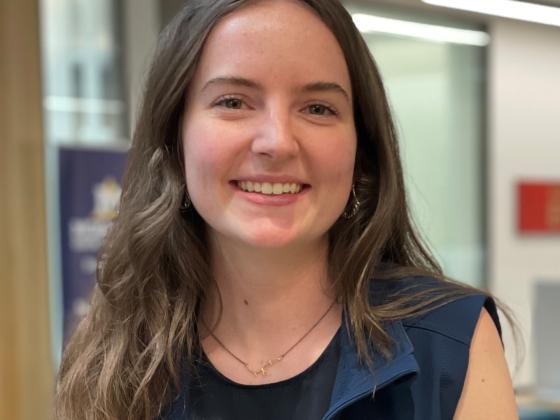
348, 4, 487, 286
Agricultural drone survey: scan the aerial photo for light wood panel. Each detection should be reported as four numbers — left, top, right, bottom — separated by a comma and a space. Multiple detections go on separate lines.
0, 0, 54, 419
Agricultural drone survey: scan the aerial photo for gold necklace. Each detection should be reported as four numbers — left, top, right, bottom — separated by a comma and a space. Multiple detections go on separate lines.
201, 300, 337, 377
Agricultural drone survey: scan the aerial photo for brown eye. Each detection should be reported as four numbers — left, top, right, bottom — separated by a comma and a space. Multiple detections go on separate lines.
217, 97, 244, 109
307, 104, 336, 116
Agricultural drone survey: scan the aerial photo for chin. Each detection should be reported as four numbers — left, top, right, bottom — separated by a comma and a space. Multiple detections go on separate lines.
240, 232, 300, 249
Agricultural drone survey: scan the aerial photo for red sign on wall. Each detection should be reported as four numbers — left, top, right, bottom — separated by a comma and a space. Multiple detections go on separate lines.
518, 182, 560, 234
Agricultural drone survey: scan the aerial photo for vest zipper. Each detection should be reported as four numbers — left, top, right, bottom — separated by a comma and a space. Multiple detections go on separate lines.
321, 367, 417, 420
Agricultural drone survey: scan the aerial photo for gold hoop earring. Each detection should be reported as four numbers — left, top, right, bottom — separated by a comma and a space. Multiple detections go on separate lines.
343, 184, 360, 219
180, 191, 192, 213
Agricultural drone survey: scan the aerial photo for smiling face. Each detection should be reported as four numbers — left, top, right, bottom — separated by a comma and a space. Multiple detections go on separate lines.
182, 0, 357, 251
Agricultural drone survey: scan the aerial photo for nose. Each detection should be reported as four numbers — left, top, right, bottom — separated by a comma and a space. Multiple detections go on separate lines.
250, 105, 299, 160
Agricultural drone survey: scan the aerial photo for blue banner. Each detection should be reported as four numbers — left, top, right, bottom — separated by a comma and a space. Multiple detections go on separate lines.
59, 147, 127, 338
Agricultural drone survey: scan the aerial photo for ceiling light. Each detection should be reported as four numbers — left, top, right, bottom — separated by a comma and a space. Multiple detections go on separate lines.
422, 0, 560, 27
352, 13, 490, 46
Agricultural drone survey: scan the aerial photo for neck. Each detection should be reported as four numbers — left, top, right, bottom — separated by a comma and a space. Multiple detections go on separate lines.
200, 232, 340, 360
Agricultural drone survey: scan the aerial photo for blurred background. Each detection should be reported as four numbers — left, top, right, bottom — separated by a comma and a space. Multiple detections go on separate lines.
1, 0, 559, 418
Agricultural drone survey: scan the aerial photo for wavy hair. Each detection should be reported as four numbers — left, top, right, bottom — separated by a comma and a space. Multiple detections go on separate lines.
54, 0, 520, 418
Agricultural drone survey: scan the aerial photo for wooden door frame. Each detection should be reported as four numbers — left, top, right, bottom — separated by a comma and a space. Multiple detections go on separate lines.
0, 0, 54, 419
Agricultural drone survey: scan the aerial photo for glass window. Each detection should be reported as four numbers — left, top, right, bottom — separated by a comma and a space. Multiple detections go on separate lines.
347, 4, 487, 286
41, 0, 127, 145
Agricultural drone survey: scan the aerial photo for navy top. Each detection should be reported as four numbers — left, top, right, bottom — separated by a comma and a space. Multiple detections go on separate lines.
161, 276, 503, 420
188, 327, 341, 420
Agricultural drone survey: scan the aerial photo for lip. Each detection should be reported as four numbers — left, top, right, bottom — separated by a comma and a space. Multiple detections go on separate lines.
229, 181, 310, 206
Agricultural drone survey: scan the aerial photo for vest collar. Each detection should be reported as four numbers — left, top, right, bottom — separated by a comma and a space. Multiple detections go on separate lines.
321, 316, 419, 420
161, 312, 419, 420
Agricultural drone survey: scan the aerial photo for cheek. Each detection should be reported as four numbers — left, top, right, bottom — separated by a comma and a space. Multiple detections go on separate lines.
313, 132, 356, 215
182, 124, 226, 185
182, 125, 230, 218
318, 134, 356, 183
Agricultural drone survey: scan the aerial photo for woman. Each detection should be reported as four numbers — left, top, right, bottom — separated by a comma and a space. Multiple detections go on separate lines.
55, 0, 519, 419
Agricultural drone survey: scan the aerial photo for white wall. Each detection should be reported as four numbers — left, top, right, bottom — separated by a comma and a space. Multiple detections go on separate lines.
489, 18, 560, 387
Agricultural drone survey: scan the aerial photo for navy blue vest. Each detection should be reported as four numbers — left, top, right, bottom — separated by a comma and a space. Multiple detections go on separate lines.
162, 276, 501, 419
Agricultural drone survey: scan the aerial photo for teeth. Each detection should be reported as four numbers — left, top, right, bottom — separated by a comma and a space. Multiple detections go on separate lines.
237, 181, 303, 195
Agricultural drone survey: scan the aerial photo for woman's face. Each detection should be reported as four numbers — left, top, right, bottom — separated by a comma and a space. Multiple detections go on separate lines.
182, 0, 357, 251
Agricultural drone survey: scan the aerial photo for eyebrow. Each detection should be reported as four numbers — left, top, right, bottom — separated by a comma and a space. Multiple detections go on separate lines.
201, 76, 262, 92
201, 76, 350, 103
301, 81, 350, 103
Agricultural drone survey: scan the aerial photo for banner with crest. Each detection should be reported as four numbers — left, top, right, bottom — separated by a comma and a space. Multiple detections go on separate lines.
59, 147, 127, 339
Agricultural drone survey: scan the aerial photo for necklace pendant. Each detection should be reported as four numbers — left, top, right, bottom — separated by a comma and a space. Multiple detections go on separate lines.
205, 300, 337, 381
247, 365, 268, 377
247, 361, 275, 377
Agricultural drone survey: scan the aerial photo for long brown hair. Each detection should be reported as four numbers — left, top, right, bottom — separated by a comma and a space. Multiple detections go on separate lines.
55, 1, 519, 418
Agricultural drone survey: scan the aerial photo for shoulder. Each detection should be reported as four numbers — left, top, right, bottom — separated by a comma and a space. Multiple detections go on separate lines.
404, 292, 502, 347
453, 308, 518, 419
370, 275, 502, 345
371, 276, 507, 418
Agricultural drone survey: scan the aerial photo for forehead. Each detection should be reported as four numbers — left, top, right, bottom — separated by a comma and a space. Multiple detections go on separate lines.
190, 0, 352, 95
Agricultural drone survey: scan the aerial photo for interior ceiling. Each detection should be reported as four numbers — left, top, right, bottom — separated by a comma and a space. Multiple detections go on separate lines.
523, 0, 560, 6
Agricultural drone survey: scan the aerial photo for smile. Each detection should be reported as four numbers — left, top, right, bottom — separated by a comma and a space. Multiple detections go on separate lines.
236, 181, 304, 195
